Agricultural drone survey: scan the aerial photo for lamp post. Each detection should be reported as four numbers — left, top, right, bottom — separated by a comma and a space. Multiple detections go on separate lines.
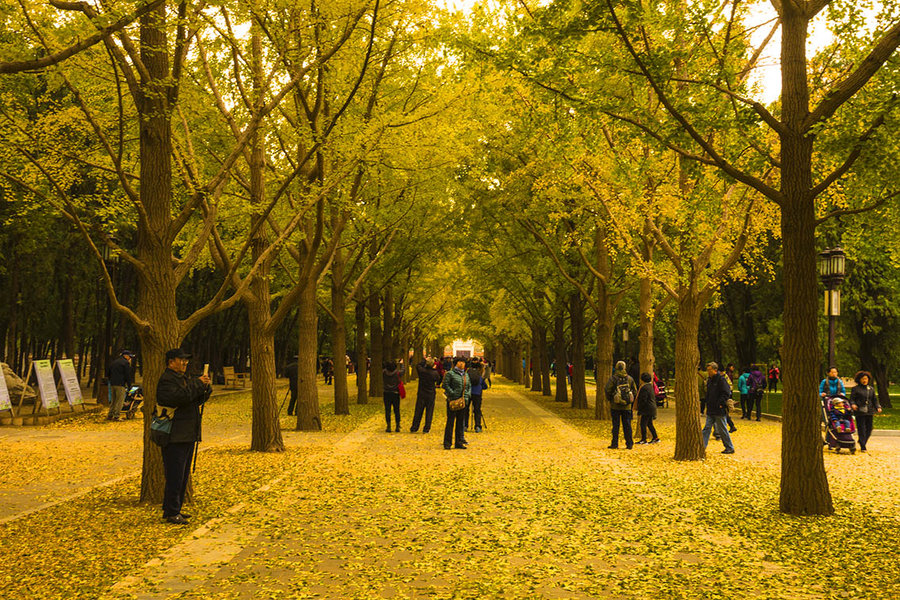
817, 247, 846, 369
621, 321, 629, 358
94, 238, 119, 402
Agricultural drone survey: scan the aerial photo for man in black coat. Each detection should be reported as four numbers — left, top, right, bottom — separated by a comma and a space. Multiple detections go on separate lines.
106, 350, 135, 421
701, 362, 735, 454
156, 348, 212, 525
284, 356, 298, 416
410, 357, 441, 433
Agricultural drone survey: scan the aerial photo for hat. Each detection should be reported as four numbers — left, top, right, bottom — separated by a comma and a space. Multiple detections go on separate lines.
615, 361, 626, 371
121, 350, 135, 358
165, 348, 192, 361
640, 372, 652, 383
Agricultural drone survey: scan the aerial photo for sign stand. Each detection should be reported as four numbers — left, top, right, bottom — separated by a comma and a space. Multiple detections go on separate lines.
15, 360, 61, 421
56, 359, 85, 413
0, 367, 14, 419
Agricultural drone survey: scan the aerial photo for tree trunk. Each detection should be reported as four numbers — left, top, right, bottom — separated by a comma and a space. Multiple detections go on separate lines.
248, 308, 283, 451
554, 314, 568, 403
673, 292, 705, 461
522, 342, 530, 388
778, 7, 833, 515
539, 326, 552, 396
382, 286, 393, 363
530, 324, 542, 392
638, 275, 655, 381
295, 281, 322, 430
570, 293, 588, 409
368, 293, 383, 397
330, 248, 349, 415
512, 344, 522, 384
594, 290, 614, 420
355, 298, 368, 404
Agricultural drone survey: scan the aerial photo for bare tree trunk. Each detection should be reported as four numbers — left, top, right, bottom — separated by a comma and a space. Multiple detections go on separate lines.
595, 291, 614, 420
570, 293, 588, 409
673, 292, 705, 461
530, 324, 542, 392
295, 281, 322, 430
778, 7, 833, 515
554, 314, 568, 403
382, 286, 393, 363
368, 293, 383, 397
355, 298, 368, 404
248, 309, 283, 451
331, 248, 349, 415
539, 325, 552, 396
638, 282, 655, 381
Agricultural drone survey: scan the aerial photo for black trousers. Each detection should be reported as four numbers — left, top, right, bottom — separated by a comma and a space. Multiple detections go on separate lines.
161, 441, 195, 518
752, 392, 763, 420
443, 402, 466, 447
383, 391, 401, 428
639, 414, 658, 441
740, 393, 750, 418
287, 386, 297, 416
410, 395, 435, 432
470, 394, 483, 429
700, 397, 706, 414
610, 409, 633, 448
856, 413, 874, 450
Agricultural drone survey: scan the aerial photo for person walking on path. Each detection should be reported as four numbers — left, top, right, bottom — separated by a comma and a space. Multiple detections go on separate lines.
702, 362, 735, 454
850, 371, 882, 453
723, 364, 738, 433
748, 365, 766, 421
157, 348, 212, 525
466, 359, 485, 433
604, 361, 637, 449
410, 357, 441, 433
482, 359, 492, 388
737, 366, 752, 420
441, 358, 470, 449
107, 350, 135, 421
284, 355, 298, 416
636, 372, 659, 444
819, 366, 846, 398
382, 361, 403, 432
322, 358, 334, 385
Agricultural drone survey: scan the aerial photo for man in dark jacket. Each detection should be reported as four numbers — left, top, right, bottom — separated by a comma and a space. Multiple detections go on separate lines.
702, 362, 735, 454
156, 348, 212, 524
636, 372, 659, 444
410, 357, 441, 433
284, 356, 298, 416
604, 361, 637, 449
107, 350, 135, 421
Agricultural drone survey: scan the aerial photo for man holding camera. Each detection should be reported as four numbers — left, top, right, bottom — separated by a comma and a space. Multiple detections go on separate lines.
156, 348, 212, 525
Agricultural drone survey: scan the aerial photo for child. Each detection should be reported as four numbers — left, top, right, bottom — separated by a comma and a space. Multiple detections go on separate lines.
829, 398, 853, 432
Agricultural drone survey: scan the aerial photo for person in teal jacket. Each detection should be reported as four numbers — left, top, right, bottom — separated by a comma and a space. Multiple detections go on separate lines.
441, 358, 470, 450
819, 366, 846, 398
738, 367, 751, 420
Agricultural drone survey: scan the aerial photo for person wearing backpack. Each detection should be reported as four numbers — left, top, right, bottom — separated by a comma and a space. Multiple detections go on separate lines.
737, 366, 752, 420
748, 365, 766, 421
604, 361, 637, 449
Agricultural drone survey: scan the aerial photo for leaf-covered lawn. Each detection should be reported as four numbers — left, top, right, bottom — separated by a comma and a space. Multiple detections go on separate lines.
2, 379, 899, 599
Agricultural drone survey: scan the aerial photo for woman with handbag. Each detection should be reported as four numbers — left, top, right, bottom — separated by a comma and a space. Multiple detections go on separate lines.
850, 371, 882, 453
441, 358, 470, 449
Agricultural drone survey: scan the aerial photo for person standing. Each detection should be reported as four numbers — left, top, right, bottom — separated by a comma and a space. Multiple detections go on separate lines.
466, 359, 485, 433
604, 361, 637, 449
723, 364, 738, 433
157, 348, 212, 525
323, 358, 334, 385
850, 371, 882, 453
768, 364, 780, 392
748, 364, 767, 421
701, 362, 735, 454
636, 372, 659, 444
441, 358, 470, 449
482, 359, 492, 388
411, 357, 441, 433
382, 361, 403, 432
737, 366, 751, 420
107, 350, 135, 421
284, 355, 298, 416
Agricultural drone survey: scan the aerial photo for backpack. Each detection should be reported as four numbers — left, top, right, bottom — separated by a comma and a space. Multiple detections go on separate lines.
611, 376, 633, 409
748, 371, 765, 394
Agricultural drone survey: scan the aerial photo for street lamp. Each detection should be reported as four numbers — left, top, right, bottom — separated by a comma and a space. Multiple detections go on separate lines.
94, 236, 120, 402
818, 247, 846, 369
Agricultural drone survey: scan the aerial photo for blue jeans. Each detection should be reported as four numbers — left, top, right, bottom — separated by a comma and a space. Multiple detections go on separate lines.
702, 414, 734, 452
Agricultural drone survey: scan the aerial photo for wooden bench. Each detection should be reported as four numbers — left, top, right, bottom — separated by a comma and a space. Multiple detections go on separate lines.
223, 366, 249, 389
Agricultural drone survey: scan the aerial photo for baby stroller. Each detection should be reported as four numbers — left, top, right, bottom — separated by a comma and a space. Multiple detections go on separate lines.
822, 395, 856, 454
653, 374, 668, 408
122, 386, 144, 420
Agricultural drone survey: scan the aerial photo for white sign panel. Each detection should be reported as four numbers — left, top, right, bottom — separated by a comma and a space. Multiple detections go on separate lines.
33, 360, 59, 409
57, 359, 83, 406
0, 369, 11, 411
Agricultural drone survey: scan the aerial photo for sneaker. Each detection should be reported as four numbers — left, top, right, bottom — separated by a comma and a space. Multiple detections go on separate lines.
454, 445, 467, 450
443, 444, 452, 450
607, 445, 618, 449
395, 425, 401, 432
721, 449, 735, 454
385, 427, 392, 433
180, 512, 191, 519
637, 440, 648, 445
729, 426, 737, 433
474, 427, 482, 433
650, 439, 660, 444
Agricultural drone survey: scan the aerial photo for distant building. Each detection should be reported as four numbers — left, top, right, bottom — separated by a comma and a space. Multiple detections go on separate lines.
445, 339, 484, 359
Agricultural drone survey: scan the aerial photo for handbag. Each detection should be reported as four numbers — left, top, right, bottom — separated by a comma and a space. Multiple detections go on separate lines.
447, 373, 468, 411
150, 405, 176, 447
398, 379, 406, 399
